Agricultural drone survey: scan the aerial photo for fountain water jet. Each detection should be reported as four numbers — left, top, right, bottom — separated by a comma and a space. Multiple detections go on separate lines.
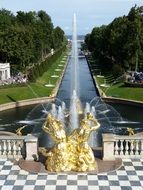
71, 13, 79, 95
68, 14, 81, 131
69, 90, 82, 131
50, 103, 57, 117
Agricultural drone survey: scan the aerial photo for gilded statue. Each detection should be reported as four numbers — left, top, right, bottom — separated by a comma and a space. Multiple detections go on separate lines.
16, 125, 27, 136
127, 128, 135, 136
41, 114, 71, 172
39, 112, 100, 172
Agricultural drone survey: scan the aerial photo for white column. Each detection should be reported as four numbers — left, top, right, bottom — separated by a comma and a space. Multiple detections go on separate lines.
102, 134, 115, 160
25, 135, 38, 161
0, 71, 2, 80
140, 140, 143, 157
7, 66, 11, 79
2, 71, 5, 80
120, 140, 124, 155
5, 70, 7, 79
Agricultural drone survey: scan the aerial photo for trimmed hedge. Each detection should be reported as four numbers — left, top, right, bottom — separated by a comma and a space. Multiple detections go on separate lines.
28, 46, 66, 82
124, 82, 143, 88
0, 83, 27, 89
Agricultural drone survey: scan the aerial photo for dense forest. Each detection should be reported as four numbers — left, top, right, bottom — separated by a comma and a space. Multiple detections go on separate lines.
85, 5, 143, 76
0, 9, 66, 72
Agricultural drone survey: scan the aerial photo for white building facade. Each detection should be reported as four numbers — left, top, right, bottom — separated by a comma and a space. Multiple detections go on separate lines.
0, 63, 11, 80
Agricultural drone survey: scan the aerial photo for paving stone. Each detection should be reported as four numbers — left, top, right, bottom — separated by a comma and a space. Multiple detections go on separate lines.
0, 158, 142, 190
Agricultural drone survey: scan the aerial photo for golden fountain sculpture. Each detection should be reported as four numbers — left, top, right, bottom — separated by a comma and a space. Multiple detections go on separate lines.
39, 112, 100, 172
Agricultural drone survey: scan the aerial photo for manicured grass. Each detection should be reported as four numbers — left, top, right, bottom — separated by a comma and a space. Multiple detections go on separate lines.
0, 51, 68, 104
88, 56, 143, 102
106, 83, 143, 101
36, 55, 64, 85
96, 76, 143, 102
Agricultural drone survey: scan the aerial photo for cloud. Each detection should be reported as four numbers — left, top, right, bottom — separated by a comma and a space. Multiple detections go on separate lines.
64, 26, 71, 31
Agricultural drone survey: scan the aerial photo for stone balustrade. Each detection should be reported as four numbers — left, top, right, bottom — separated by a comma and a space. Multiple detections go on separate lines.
103, 133, 143, 160
1, 132, 142, 162
0, 135, 38, 160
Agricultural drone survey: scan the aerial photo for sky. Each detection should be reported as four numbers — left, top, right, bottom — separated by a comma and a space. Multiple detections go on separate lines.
0, 0, 143, 35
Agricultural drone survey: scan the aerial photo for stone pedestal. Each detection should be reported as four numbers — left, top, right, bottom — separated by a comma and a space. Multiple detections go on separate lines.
25, 135, 38, 161
102, 134, 115, 161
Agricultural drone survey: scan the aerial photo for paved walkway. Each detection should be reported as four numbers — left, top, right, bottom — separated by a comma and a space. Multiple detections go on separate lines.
0, 158, 143, 190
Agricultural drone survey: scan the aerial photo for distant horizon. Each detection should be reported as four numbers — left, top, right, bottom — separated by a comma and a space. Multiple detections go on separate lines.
1, 0, 142, 35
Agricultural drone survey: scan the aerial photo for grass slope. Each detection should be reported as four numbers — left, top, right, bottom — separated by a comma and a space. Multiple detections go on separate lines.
88, 56, 143, 102
0, 51, 68, 104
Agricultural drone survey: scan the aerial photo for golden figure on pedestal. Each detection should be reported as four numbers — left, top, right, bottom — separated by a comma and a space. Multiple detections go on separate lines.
127, 128, 135, 136
15, 125, 27, 136
39, 112, 100, 172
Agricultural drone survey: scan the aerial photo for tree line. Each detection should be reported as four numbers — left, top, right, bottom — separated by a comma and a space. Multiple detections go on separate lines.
85, 5, 143, 76
0, 9, 66, 72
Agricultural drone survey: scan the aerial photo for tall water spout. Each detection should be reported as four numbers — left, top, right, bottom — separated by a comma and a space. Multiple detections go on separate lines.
69, 14, 80, 130
57, 106, 65, 123
61, 102, 66, 111
85, 102, 91, 116
71, 13, 79, 95
51, 104, 57, 118
91, 106, 96, 116
70, 90, 79, 130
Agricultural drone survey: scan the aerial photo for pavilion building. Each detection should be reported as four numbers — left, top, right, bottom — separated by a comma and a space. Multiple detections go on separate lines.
0, 63, 10, 80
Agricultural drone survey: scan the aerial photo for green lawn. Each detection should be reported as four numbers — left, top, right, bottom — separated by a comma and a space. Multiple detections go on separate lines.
96, 76, 143, 102
106, 83, 143, 101
0, 51, 68, 104
87, 55, 143, 102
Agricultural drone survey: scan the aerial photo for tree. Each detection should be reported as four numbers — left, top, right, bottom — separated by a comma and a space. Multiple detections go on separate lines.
84, 5, 143, 73
52, 27, 65, 49
0, 9, 66, 71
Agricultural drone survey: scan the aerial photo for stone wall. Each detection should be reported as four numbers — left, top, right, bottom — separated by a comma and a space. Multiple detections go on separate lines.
0, 97, 55, 112
103, 97, 143, 108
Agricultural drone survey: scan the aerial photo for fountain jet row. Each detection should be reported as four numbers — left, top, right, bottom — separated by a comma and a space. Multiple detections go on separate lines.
70, 13, 80, 130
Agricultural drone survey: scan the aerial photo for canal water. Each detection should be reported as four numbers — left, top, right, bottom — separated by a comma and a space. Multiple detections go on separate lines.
56, 56, 99, 106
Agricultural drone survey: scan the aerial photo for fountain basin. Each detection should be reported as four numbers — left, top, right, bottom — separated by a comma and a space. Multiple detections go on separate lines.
18, 155, 122, 174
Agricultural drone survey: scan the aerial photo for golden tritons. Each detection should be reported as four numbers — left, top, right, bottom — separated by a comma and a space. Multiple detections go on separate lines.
127, 128, 135, 136
39, 113, 100, 172
15, 125, 27, 136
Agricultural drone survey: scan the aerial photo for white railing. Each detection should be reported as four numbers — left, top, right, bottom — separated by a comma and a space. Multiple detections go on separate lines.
102, 133, 143, 160
0, 135, 38, 160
